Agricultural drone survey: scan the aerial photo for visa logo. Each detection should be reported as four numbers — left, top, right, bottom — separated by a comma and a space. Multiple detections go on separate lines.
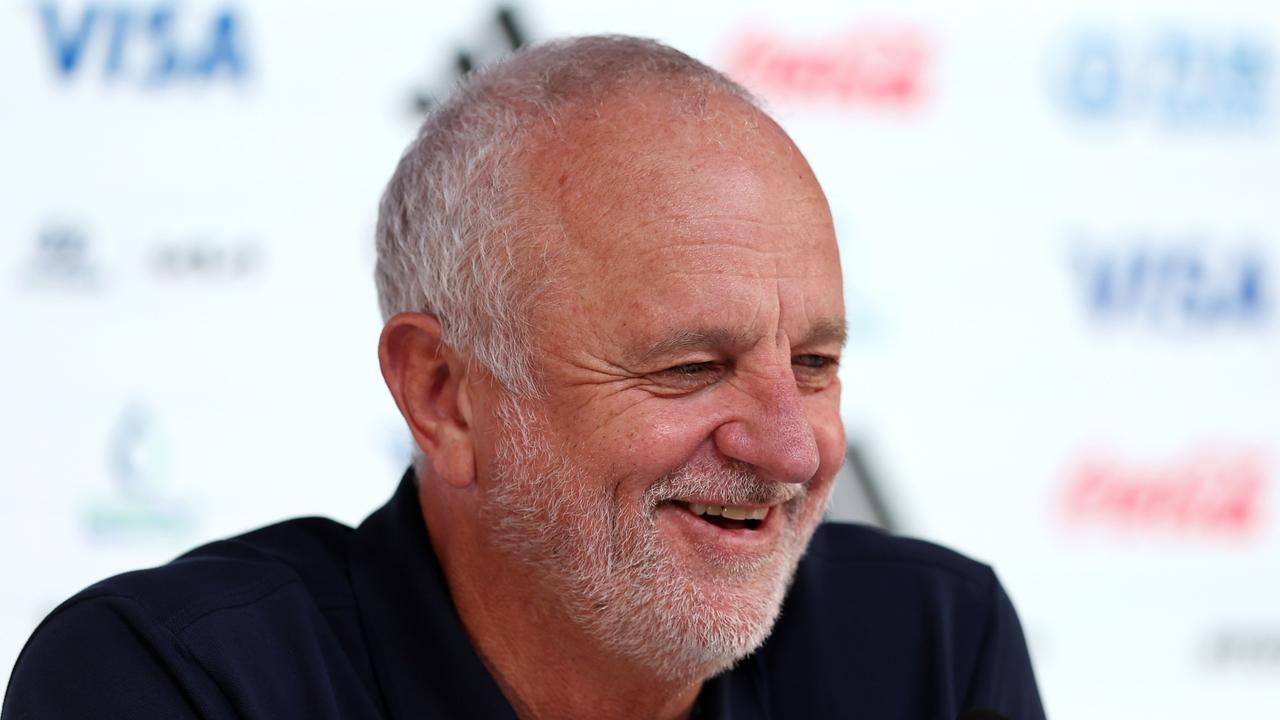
37, 3, 248, 84
1055, 28, 1271, 129
1071, 242, 1268, 327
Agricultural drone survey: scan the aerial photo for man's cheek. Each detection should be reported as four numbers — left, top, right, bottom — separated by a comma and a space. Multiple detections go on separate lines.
806, 407, 844, 461
635, 407, 723, 454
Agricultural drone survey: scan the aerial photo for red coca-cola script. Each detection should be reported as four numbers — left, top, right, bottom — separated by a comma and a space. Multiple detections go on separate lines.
1060, 448, 1266, 536
723, 25, 930, 107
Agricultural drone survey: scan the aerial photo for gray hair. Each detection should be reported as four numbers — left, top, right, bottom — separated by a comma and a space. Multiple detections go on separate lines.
373, 35, 758, 398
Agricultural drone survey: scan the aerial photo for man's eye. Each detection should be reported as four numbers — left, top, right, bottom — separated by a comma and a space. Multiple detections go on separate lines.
663, 361, 718, 377
793, 354, 836, 370
793, 354, 839, 390
650, 361, 725, 392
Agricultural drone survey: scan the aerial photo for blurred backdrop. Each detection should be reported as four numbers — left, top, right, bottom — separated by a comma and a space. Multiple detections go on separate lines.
2, 0, 1279, 717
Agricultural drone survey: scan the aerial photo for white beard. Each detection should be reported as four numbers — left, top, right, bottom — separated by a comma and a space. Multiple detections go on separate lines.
481, 396, 829, 682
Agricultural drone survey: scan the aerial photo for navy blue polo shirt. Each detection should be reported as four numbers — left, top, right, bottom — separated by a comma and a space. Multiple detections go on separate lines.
3, 471, 1046, 719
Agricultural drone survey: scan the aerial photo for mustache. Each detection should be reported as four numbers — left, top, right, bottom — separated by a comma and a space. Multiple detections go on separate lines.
644, 458, 807, 509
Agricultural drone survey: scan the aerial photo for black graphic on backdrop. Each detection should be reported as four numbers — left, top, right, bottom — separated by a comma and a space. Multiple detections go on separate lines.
411, 6, 528, 113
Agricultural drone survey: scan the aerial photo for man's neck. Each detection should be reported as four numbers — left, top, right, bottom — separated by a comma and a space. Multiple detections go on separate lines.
422, 500, 705, 720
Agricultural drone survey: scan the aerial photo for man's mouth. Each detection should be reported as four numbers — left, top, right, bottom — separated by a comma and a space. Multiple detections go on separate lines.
671, 500, 770, 531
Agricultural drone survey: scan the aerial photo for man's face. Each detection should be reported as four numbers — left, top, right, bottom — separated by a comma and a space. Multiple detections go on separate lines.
476, 93, 846, 680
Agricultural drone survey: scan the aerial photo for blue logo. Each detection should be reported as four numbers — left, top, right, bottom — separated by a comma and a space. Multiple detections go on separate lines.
37, 2, 249, 85
1054, 27, 1272, 129
1070, 237, 1269, 328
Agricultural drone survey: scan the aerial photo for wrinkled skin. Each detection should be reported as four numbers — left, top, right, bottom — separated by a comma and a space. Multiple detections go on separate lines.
381, 87, 846, 720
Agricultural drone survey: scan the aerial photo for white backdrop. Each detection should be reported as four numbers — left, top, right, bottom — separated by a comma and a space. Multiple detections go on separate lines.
3, 1, 1279, 717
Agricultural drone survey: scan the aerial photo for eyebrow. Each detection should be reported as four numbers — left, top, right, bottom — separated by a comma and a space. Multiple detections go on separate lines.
633, 327, 751, 365
802, 317, 849, 349
630, 317, 848, 365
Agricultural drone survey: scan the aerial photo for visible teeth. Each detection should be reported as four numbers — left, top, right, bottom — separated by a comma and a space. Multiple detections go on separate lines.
683, 502, 770, 522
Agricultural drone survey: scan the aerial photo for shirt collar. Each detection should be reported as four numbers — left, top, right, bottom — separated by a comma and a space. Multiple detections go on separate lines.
348, 468, 770, 720
349, 468, 518, 720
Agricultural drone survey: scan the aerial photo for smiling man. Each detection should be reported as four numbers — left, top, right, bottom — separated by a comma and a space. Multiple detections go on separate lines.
3, 36, 1044, 720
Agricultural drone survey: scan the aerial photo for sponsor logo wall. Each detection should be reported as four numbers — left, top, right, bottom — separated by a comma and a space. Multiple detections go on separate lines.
1057, 446, 1267, 537
1051, 26, 1272, 129
2, 1, 1278, 717
36, 2, 250, 85
1068, 233, 1269, 329
721, 23, 931, 110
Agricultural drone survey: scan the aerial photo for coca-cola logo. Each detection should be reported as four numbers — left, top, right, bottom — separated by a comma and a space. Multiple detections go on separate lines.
1058, 448, 1267, 537
722, 24, 931, 109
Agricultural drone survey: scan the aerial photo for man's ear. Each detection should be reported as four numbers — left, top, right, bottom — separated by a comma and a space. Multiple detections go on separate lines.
378, 312, 475, 489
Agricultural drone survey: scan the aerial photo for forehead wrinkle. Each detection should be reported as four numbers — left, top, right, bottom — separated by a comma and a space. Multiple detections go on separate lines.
525, 100, 829, 253
633, 238, 821, 256
657, 267, 836, 282
595, 211, 832, 254
772, 266, 846, 347
624, 236, 837, 279
517, 112, 829, 288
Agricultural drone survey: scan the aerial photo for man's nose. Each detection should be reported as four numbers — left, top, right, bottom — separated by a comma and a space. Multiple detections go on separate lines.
712, 370, 821, 484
